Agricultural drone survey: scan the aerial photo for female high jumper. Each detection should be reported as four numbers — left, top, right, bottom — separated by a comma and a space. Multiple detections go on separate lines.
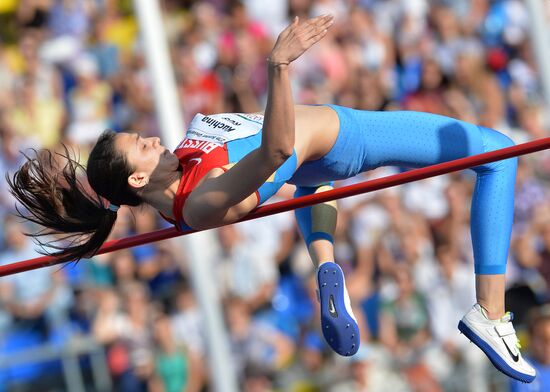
7, 14, 534, 383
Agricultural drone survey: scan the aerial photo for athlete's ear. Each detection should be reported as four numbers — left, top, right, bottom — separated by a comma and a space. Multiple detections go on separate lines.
128, 171, 149, 189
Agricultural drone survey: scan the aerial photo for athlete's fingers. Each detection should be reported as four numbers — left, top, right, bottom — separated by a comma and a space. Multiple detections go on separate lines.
300, 14, 333, 35
284, 14, 332, 44
306, 14, 333, 25
300, 16, 334, 40
269, 14, 333, 64
301, 14, 328, 26
303, 17, 333, 43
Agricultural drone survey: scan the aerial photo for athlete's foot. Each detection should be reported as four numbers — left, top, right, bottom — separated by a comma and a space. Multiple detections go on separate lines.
317, 262, 360, 356
458, 303, 536, 383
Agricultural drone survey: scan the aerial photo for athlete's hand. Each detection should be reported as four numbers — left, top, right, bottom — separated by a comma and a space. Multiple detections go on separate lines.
268, 14, 334, 66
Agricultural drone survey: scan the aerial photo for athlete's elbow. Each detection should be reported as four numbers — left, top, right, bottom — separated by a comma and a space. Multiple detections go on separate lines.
263, 146, 293, 166
275, 147, 294, 163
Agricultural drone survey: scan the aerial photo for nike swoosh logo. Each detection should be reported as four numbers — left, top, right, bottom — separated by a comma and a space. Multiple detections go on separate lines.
189, 158, 202, 165
328, 295, 338, 318
502, 338, 520, 362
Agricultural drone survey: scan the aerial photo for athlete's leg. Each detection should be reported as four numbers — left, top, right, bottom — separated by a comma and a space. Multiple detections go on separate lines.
456, 127, 533, 382
462, 127, 514, 321
294, 184, 360, 356
293, 105, 533, 380
301, 106, 531, 382
463, 127, 514, 322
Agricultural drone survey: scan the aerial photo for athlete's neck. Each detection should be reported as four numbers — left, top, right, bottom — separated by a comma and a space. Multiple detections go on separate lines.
142, 171, 182, 219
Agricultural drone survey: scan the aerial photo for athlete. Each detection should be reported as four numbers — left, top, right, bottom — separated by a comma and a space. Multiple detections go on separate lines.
7, 15, 535, 382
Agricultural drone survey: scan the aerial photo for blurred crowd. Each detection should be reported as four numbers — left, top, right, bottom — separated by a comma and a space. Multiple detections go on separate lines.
1, 0, 550, 391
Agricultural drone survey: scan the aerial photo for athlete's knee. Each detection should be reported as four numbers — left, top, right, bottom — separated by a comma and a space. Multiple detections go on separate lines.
474, 127, 518, 174
486, 127, 515, 150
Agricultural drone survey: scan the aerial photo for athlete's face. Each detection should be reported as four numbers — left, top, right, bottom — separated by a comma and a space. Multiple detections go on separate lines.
115, 132, 179, 190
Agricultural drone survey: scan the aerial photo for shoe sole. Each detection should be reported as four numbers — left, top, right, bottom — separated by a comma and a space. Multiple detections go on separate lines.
458, 320, 535, 383
318, 263, 360, 356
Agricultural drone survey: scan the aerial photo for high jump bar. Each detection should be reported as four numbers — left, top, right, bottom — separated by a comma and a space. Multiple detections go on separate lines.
1, 136, 549, 277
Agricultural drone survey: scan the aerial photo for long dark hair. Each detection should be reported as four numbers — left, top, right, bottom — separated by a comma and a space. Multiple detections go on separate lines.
6, 130, 142, 263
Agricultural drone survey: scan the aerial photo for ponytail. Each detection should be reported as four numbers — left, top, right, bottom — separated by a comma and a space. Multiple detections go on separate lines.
7, 131, 142, 263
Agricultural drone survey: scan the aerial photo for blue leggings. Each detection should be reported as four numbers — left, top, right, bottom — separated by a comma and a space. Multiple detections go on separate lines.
290, 105, 517, 275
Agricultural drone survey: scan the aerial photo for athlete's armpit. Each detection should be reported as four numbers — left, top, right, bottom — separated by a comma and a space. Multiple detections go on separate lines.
183, 186, 259, 230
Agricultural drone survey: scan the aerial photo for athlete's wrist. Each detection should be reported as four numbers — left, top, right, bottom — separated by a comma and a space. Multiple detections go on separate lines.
266, 57, 290, 68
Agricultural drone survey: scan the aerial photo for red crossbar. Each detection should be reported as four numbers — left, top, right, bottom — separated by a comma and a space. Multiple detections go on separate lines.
2, 136, 550, 277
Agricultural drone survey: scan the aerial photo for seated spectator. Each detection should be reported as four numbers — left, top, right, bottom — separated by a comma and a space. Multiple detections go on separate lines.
0, 217, 73, 337
66, 54, 112, 146
425, 244, 489, 392
170, 282, 206, 358
151, 312, 204, 392
6, 75, 64, 149
378, 265, 442, 390
216, 225, 279, 311
92, 282, 155, 392
403, 57, 449, 117
88, 17, 120, 80
224, 296, 294, 383
47, 0, 94, 41
0, 125, 30, 218
331, 346, 412, 392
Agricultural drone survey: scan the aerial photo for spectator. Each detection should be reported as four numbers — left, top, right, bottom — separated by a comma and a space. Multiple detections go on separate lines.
403, 57, 449, 115
170, 282, 206, 358
331, 346, 412, 392
47, 0, 94, 40
424, 244, 489, 392
216, 225, 279, 311
6, 74, 64, 148
225, 296, 295, 383
0, 217, 73, 336
151, 312, 204, 392
93, 282, 155, 391
378, 265, 442, 389
66, 54, 112, 146
88, 16, 120, 80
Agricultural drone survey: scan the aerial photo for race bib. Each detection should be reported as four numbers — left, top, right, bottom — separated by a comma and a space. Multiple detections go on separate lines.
185, 113, 264, 145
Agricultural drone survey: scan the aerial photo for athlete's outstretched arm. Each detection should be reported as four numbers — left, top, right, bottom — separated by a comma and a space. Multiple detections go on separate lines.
185, 15, 334, 228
